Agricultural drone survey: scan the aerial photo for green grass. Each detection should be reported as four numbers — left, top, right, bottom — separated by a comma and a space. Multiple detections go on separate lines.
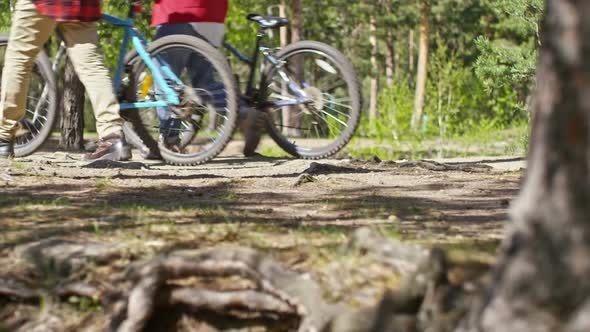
346, 125, 529, 161
95, 177, 112, 192
260, 145, 291, 158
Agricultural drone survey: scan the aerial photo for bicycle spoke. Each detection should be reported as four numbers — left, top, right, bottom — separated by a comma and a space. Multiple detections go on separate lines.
322, 104, 352, 119
323, 94, 353, 104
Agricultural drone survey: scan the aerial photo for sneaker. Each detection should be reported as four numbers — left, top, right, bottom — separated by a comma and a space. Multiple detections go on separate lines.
84, 135, 132, 161
239, 107, 264, 157
0, 139, 14, 159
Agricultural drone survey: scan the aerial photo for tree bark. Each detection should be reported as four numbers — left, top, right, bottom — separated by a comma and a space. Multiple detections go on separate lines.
469, 1, 590, 330
411, 0, 429, 132
382, 0, 395, 87
291, 0, 302, 45
408, 29, 415, 74
385, 32, 395, 87
285, 0, 303, 137
279, 2, 288, 48
60, 57, 85, 151
278, 1, 290, 131
368, 13, 379, 125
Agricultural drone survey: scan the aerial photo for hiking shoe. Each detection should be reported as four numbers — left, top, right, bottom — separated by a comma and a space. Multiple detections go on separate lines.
239, 107, 264, 157
84, 135, 132, 161
0, 139, 14, 159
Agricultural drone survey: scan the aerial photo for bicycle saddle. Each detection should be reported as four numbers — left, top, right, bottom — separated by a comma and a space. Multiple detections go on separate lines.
247, 14, 289, 29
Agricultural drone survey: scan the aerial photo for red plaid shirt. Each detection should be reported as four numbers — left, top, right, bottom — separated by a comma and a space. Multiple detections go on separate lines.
32, 0, 102, 22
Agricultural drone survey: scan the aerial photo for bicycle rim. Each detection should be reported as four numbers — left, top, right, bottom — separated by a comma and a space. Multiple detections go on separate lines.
262, 41, 362, 159
122, 35, 238, 165
0, 34, 57, 157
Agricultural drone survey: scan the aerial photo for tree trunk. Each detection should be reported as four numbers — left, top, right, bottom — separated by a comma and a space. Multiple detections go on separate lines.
278, 1, 290, 131
411, 1, 429, 132
382, 0, 395, 87
284, 0, 303, 137
471, 1, 590, 330
385, 32, 395, 87
368, 13, 379, 125
408, 29, 415, 74
60, 57, 85, 151
279, 2, 288, 48
291, 0, 302, 45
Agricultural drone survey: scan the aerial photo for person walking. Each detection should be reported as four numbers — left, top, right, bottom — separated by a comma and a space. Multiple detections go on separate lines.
151, 0, 262, 157
0, 0, 131, 161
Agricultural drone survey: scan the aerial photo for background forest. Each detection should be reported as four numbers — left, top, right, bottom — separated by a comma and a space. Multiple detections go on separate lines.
0, 0, 542, 159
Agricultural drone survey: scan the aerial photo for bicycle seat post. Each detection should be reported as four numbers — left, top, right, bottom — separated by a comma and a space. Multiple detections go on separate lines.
245, 30, 267, 97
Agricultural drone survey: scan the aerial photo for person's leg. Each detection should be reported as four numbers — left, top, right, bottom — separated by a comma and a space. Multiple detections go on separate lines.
190, 23, 262, 156
0, 0, 55, 154
59, 22, 123, 140
59, 22, 130, 161
154, 23, 196, 143
187, 23, 225, 104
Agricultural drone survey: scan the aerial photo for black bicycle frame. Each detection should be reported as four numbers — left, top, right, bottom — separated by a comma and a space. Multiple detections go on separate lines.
222, 31, 307, 108
222, 31, 265, 98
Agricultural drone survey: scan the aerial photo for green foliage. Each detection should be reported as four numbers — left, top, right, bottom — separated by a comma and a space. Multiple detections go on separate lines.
475, 36, 537, 92
98, 1, 154, 72
363, 76, 415, 141
474, 0, 542, 95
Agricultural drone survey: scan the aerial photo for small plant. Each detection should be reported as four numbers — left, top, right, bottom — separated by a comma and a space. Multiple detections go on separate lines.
9, 160, 26, 171
92, 221, 102, 235
95, 177, 112, 191
68, 295, 102, 312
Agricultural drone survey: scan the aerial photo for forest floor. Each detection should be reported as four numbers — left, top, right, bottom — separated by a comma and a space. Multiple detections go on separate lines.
0, 138, 524, 331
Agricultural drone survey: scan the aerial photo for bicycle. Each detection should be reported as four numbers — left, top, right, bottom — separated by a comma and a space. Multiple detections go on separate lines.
0, 1, 239, 165
223, 14, 362, 159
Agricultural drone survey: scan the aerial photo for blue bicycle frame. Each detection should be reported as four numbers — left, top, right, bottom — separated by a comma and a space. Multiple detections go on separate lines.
101, 14, 181, 110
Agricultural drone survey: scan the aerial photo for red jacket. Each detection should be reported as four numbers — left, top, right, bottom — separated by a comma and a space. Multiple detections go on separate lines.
151, 0, 228, 27
32, 0, 101, 22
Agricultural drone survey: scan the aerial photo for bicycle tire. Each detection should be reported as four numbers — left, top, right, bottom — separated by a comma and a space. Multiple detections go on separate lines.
121, 35, 239, 165
261, 41, 362, 159
0, 33, 58, 157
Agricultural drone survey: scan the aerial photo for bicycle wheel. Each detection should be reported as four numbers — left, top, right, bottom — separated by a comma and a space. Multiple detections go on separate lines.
122, 34, 238, 165
0, 33, 58, 157
261, 41, 362, 159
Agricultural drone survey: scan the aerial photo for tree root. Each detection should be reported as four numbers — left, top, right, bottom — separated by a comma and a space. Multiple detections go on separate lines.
2, 230, 490, 332
110, 247, 335, 332
349, 227, 429, 274
0, 278, 101, 303
0, 279, 40, 302
167, 287, 296, 314
381, 160, 492, 173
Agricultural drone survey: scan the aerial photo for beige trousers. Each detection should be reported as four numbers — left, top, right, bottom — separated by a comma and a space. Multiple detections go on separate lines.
0, 0, 123, 141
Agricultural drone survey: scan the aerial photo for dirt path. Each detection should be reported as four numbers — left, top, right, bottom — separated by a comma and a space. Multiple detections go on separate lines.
0, 150, 523, 330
